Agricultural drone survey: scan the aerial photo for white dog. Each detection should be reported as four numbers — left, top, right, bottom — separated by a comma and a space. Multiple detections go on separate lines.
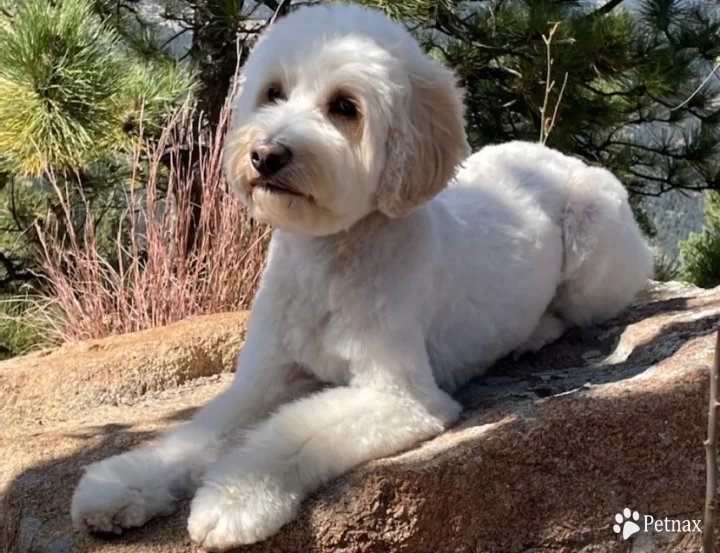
71, 3, 653, 550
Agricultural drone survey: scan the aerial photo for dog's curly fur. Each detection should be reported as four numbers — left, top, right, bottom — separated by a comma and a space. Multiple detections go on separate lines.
71, 4, 653, 550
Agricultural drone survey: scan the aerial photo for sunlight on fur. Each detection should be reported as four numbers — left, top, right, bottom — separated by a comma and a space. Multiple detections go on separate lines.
71, 4, 653, 551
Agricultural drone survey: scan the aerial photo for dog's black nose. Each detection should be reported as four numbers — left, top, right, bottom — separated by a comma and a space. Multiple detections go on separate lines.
250, 140, 292, 176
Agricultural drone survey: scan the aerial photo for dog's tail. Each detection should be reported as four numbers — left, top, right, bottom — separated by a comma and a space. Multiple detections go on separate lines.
553, 166, 653, 326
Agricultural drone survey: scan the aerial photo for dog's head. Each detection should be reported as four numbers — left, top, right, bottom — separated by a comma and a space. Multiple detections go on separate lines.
224, 3, 470, 235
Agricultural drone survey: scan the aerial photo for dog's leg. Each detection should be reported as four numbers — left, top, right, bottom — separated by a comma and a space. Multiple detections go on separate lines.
71, 335, 318, 534
514, 312, 567, 357
553, 166, 653, 326
187, 338, 461, 551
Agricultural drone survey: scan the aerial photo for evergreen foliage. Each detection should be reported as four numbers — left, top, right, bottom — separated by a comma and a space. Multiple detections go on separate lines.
365, 0, 720, 197
0, 0, 193, 297
2, 0, 720, 352
680, 191, 720, 287
0, 0, 193, 176
644, 190, 705, 259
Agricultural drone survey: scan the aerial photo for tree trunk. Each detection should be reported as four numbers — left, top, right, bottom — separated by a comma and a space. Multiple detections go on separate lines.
190, 1, 244, 128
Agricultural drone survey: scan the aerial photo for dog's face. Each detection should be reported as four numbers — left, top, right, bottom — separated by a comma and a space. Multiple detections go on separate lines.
224, 4, 470, 235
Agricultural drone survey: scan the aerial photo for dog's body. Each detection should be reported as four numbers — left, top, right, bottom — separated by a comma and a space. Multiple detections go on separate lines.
249, 138, 651, 394
71, 4, 652, 551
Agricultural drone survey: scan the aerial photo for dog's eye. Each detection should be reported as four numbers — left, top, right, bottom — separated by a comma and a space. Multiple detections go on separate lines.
329, 96, 358, 118
267, 86, 286, 103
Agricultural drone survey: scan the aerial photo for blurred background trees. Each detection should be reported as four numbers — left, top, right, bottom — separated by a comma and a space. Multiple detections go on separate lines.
680, 190, 720, 287
1, 0, 720, 357
0, 0, 193, 296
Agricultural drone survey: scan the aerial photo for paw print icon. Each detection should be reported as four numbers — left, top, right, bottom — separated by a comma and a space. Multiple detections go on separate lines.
613, 508, 641, 540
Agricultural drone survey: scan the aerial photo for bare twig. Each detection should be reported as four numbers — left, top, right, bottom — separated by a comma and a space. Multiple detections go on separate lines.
704, 331, 720, 553
268, 0, 292, 25
539, 23, 569, 145
672, 58, 720, 111
547, 73, 568, 140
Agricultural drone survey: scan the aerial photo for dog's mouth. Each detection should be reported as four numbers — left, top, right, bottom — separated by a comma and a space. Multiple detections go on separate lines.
251, 178, 304, 197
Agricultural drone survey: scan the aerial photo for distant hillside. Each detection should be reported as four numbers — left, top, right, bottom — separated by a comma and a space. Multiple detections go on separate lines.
643, 191, 706, 260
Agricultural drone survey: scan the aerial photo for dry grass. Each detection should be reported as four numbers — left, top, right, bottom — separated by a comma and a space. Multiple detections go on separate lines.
31, 102, 268, 344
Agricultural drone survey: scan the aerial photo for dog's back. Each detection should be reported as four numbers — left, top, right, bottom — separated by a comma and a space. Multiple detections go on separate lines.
449, 141, 653, 327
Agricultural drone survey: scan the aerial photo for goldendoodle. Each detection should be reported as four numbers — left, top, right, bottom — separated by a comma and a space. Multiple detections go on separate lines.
72, 4, 653, 550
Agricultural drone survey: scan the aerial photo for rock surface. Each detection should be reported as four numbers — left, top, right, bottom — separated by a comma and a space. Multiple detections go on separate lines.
1, 312, 249, 419
1, 281, 719, 553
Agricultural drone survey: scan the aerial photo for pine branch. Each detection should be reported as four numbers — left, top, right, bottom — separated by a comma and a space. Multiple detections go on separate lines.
589, 0, 626, 17
649, 93, 719, 123
161, 9, 195, 28
581, 83, 647, 98
626, 168, 675, 186
261, 0, 292, 18
9, 178, 25, 233
269, 0, 292, 23
260, 0, 280, 10
434, 9, 532, 59
673, 60, 720, 112
0, 252, 35, 285
607, 140, 693, 161
159, 27, 191, 50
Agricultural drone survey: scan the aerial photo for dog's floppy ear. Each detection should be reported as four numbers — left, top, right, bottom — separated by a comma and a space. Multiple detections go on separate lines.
377, 57, 469, 218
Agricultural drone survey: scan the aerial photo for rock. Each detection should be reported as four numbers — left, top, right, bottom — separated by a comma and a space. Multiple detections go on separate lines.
1, 282, 719, 553
0, 311, 249, 419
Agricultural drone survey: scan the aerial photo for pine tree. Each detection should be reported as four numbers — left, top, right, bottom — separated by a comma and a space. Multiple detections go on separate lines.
2, 0, 720, 296
0, 0, 193, 176
115, 0, 720, 197
76, 0, 720, 197
680, 191, 720, 287
367, 0, 720, 198
0, 0, 193, 292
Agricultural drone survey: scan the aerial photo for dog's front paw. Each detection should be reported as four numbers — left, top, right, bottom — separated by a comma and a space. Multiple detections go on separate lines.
72, 478, 149, 534
188, 476, 300, 551
71, 455, 179, 534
